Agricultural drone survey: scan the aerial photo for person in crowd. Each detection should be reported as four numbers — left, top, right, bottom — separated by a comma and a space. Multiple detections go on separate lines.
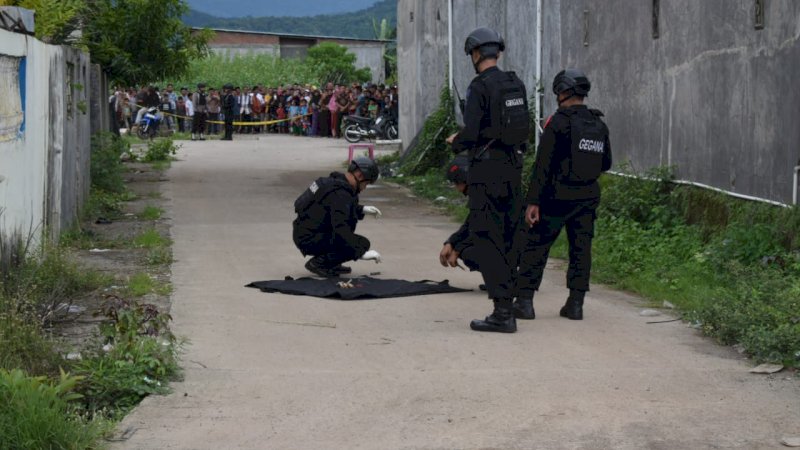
191, 83, 209, 141
221, 83, 236, 141
239, 86, 252, 134
175, 96, 187, 132
207, 88, 221, 135
318, 87, 332, 137
328, 84, 339, 138
292, 157, 383, 278
335, 85, 351, 136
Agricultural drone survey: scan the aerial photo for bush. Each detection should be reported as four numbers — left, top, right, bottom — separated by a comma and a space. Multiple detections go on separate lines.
90, 132, 129, 194
143, 138, 179, 162
400, 83, 458, 176
595, 165, 800, 366
74, 298, 181, 416
0, 368, 103, 449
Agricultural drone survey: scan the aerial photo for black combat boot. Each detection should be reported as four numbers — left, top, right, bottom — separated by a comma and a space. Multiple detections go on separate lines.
330, 264, 352, 274
513, 296, 535, 320
559, 289, 585, 320
470, 299, 517, 333
304, 257, 340, 278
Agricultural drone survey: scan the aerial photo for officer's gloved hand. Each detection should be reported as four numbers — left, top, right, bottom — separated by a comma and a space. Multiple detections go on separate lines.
361, 250, 382, 263
362, 206, 382, 219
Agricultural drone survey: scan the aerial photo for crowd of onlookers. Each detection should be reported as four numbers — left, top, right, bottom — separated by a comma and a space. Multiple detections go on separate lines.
111, 81, 399, 138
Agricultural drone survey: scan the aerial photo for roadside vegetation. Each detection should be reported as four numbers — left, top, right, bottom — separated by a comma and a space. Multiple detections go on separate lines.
384, 85, 800, 369
0, 133, 180, 447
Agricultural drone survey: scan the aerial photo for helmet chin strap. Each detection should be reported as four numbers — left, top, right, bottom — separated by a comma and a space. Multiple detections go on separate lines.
557, 90, 576, 107
472, 54, 488, 74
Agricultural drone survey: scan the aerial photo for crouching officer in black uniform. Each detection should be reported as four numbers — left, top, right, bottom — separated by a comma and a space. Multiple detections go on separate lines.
517, 69, 612, 320
221, 84, 235, 141
293, 157, 383, 277
439, 156, 481, 271
446, 27, 530, 333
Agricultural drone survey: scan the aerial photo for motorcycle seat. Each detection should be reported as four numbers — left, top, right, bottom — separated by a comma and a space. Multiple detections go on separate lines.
345, 115, 372, 125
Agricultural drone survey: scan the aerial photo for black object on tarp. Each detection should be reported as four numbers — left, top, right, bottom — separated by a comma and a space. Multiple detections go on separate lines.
246, 276, 470, 300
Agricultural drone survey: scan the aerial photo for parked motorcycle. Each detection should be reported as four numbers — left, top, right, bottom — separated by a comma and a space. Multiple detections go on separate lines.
136, 107, 162, 139
343, 111, 398, 143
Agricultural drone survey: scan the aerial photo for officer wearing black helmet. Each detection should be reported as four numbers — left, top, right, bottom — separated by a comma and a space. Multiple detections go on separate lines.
293, 157, 383, 278
446, 27, 530, 333
221, 84, 235, 141
517, 69, 612, 321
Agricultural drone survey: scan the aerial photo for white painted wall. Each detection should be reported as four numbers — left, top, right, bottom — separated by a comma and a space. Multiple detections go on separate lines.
0, 28, 93, 245
0, 29, 50, 242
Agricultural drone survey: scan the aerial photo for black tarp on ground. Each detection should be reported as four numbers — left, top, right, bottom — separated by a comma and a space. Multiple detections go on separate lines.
246, 276, 470, 300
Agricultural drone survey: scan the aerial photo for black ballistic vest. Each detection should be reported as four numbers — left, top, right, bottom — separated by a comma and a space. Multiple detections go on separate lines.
294, 176, 349, 214
559, 108, 607, 183
479, 70, 529, 147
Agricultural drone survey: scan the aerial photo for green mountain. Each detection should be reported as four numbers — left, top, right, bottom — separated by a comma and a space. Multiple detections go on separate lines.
183, 0, 397, 40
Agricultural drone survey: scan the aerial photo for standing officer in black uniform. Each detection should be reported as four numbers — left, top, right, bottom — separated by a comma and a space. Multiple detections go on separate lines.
446, 27, 530, 333
221, 84, 235, 141
293, 157, 383, 278
517, 69, 612, 320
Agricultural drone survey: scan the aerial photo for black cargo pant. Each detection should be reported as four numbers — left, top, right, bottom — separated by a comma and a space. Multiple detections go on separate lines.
224, 115, 234, 140
192, 111, 207, 134
517, 197, 600, 298
466, 164, 523, 300
294, 231, 370, 268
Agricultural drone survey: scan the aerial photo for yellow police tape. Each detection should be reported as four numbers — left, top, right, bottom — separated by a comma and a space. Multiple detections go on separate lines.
161, 110, 310, 126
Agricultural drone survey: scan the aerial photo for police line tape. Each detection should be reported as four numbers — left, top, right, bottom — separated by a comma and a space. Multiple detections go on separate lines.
161, 110, 311, 126
133, 102, 311, 126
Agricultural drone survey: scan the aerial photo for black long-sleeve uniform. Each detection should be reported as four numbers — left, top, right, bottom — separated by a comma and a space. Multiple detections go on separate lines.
293, 172, 369, 266
518, 104, 612, 296
222, 93, 235, 140
450, 66, 527, 301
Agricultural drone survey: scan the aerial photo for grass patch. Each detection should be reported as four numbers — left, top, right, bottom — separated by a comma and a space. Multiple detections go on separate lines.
150, 159, 171, 171
126, 273, 171, 297
132, 228, 171, 249
145, 247, 173, 266
138, 205, 163, 221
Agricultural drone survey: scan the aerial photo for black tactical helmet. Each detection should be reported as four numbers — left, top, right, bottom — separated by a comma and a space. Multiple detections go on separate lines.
445, 155, 469, 184
464, 27, 505, 56
348, 157, 380, 183
552, 69, 591, 97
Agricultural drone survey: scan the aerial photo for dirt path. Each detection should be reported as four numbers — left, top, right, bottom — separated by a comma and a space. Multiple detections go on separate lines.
114, 135, 799, 450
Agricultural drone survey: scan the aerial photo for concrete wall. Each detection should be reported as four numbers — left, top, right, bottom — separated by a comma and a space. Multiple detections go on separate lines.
397, 0, 450, 150
546, 0, 800, 205
397, 0, 538, 151
0, 28, 94, 246
397, 0, 800, 204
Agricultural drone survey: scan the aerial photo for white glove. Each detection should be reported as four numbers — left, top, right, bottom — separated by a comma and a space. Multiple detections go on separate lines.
361, 250, 382, 263
362, 205, 382, 219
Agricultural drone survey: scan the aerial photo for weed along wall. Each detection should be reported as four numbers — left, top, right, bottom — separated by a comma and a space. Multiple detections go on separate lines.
0, 27, 95, 245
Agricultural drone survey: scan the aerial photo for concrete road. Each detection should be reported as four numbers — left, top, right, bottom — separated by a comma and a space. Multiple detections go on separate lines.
115, 135, 799, 450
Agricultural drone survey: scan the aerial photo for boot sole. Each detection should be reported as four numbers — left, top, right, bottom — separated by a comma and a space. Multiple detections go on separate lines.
469, 322, 517, 333
513, 310, 535, 320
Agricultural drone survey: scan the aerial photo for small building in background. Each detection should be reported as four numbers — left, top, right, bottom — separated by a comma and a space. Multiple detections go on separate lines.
197, 27, 388, 83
